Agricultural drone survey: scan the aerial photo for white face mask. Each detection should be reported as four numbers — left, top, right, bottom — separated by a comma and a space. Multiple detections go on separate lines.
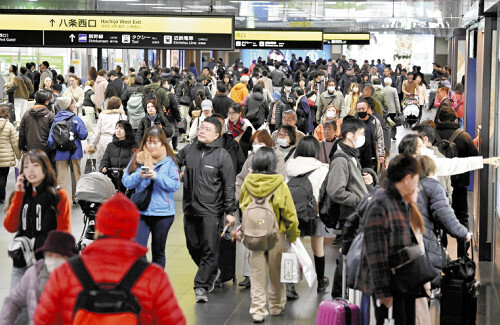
353, 87, 359, 93
351, 134, 366, 148
326, 111, 336, 119
284, 86, 292, 92
328, 86, 335, 93
253, 144, 265, 152
277, 138, 289, 147
45, 256, 66, 273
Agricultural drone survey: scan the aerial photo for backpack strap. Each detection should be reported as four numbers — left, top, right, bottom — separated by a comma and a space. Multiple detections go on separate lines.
284, 147, 296, 162
116, 258, 149, 291
68, 256, 99, 291
448, 128, 464, 143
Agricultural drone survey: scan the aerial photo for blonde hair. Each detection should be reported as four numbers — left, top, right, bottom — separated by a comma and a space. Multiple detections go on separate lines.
417, 155, 437, 178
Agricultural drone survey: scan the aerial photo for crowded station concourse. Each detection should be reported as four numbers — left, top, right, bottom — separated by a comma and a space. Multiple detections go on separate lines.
1, 2, 500, 324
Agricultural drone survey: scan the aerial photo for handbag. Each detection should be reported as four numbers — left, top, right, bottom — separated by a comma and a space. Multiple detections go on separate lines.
389, 243, 439, 295
394, 112, 405, 126
130, 180, 154, 211
344, 232, 364, 289
84, 155, 96, 174
8, 236, 35, 268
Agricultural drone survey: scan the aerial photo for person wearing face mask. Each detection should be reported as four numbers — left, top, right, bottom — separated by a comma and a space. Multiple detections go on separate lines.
280, 78, 297, 111
342, 82, 361, 117
0, 231, 77, 325
356, 98, 385, 173
314, 105, 342, 142
316, 79, 345, 124
276, 125, 297, 162
189, 99, 213, 141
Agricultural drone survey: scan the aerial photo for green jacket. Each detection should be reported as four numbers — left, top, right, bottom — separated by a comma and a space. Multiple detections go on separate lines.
240, 173, 300, 243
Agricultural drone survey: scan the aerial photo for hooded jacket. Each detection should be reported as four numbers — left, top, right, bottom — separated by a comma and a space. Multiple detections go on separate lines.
123, 155, 180, 216
19, 105, 55, 153
93, 75, 108, 109
33, 238, 186, 325
244, 91, 269, 130
212, 93, 235, 117
99, 135, 138, 171
47, 110, 88, 161
286, 157, 329, 202
296, 95, 314, 134
229, 82, 249, 104
239, 173, 300, 243
175, 136, 237, 217
0, 118, 21, 167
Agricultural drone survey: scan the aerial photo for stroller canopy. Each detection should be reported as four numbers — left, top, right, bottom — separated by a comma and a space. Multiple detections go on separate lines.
76, 172, 116, 203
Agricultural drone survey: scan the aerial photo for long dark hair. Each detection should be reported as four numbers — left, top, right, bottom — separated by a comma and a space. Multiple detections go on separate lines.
252, 146, 277, 174
19, 149, 59, 213
128, 125, 176, 173
116, 120, 135, 143
398, 134, 421, 157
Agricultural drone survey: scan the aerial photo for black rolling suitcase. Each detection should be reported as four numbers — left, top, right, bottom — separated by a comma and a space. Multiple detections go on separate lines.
440, 241, 480, 325
216, 227, 236, 286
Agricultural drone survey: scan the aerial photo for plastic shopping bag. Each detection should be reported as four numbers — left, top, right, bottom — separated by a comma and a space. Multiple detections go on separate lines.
290, 238, 316, 288
280, 252, 299, 283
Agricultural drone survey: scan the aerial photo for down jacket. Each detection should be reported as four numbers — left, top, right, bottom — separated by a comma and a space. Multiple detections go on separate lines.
33, 238, 186, 325
89, 108, 127, 164
417, 176, 468, 285
0, 118, 21, 167
99, 135, 137, 171
244, 91, 269, 130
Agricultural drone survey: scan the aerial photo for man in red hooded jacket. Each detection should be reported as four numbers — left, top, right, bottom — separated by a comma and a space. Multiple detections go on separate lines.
34, 193, 186, 325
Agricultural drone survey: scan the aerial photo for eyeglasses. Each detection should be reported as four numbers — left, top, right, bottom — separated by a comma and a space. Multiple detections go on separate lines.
199, 125, 215, 133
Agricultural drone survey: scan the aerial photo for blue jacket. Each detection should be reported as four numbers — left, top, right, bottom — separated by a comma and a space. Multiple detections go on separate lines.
188, 66, 198, 77
47, 110, 88, 161
122, 155, 180, 216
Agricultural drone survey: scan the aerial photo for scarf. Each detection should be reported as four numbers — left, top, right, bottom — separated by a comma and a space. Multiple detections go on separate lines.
136, 145, 167, 170
338, 140, 359, 158
227, 117, 245, 138
148, 114, 158, 127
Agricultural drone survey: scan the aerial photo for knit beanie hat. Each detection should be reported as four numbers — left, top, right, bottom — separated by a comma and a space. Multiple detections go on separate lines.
95, 192, 140, 239
56, 96, 73, 111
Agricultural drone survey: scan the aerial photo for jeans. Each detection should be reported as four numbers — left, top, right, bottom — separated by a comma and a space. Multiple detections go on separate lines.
136, 215, 175, 268
184, 214, 221, 290
11, 266, 29, 325
0, 167, 10, 202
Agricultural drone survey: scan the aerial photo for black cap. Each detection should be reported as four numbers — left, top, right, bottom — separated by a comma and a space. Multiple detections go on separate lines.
107, 70, 118, 77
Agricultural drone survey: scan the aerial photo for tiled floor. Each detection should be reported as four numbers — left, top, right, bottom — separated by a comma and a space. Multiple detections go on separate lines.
1, 108, 499, 324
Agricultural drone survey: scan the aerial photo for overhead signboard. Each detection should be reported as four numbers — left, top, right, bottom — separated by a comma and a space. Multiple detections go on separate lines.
0, 11, 234, 50
323, 33, 370, 45
235, 30, 323, 50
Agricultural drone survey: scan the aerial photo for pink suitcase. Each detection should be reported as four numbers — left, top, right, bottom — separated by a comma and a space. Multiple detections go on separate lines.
316, 299, 360, 325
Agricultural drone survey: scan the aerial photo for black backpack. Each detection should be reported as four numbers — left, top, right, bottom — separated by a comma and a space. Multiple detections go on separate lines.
435, 128, 464, 182
69, 256, 149, 324
52, 116, 76, 154
288, 171, 317, 223
318, 152, 350, 229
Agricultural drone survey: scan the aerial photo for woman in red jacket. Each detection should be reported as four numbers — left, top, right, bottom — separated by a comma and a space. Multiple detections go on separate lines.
4, 149, 71, 290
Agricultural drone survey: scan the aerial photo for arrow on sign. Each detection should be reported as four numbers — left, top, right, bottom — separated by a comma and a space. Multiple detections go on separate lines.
50, 19, 55, 27
69, 34, 76, 42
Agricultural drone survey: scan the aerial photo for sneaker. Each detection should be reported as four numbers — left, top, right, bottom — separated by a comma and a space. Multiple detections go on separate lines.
238, 276, 251, 288
286, 283, 299, 300
195, 288, 208, 303
207, 268, 221, 293
252, 316, 265, 323
317, 276, 330, 293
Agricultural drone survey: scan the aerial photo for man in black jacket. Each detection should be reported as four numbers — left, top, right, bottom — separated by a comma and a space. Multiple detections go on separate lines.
434, 84, 453, 123
211, 84, 234, 118
436, 107, 478, 257
175, 116, 237, 303
106, 70, 127, 99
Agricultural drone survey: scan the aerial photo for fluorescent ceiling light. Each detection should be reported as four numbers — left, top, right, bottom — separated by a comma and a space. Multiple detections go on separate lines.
152, 6, 183, 9
213, 5, 237, 10
128, 2, 164, 6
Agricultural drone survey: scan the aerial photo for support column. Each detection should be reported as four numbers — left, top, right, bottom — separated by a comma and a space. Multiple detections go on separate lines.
97, 48, 103, 70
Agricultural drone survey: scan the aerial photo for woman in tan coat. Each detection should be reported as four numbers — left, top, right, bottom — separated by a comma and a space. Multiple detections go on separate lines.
0, 105, 21, 204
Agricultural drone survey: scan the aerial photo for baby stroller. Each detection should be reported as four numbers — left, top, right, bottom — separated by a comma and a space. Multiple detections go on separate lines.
403, 95, 420, 127
75, 172, 116, 251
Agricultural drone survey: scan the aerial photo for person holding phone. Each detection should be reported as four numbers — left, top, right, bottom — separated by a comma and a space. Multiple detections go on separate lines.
122, 125, 180, 269
4, 149, 71, 289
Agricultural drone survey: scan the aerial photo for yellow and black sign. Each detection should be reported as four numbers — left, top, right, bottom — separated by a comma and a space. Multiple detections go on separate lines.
323, 33, 370, 45
235, 30, 323, 50
0, 11, 234, 50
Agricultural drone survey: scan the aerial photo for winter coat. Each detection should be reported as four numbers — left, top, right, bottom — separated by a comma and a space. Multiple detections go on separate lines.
268, 100, 286, 127
0, 259, 48, 325
240, 173, 300, 243
244, 92, 269, 130
372, 86, 388, 114
212, 93, 234, 117
225, 117, 255, 143
89, 109, 127, 164
189, 65, 198, 77
123, 155, 180, 216
416, 83, 428, 107
14, 74, 34, 100
229, 82, 249, 104
417, 177, 468, 283
326, 145, 369, 222
120, 83, 143, 109
93, 75, 108, 109
316, 90, 345, 123
382, 85, 401, 114
176, 136, 237, 217
19, 105, 55, 153
190, 83, 212, 101
175, 80, 194, 105
296, 95, 314, 134
136, 113, 174, 144
221, 133, 245, 175
99, 135, 137, 171
0, 118, 21, 167
435, 122, 479, 187
258, 76, 274, 94
33, 238, 186, 325
286, 157, 329, 202
107, 78, 127, 98
280, 90, 297, 111
143, 83, 170, 111
270, 69, 285, 87
235, 148, 287, 200
47, 110, 88, 161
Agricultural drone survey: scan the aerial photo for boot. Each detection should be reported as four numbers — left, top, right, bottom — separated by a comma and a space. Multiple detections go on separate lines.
317, 277, 330, 293
286, 283, 299, 300
238, 276, 251, 288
